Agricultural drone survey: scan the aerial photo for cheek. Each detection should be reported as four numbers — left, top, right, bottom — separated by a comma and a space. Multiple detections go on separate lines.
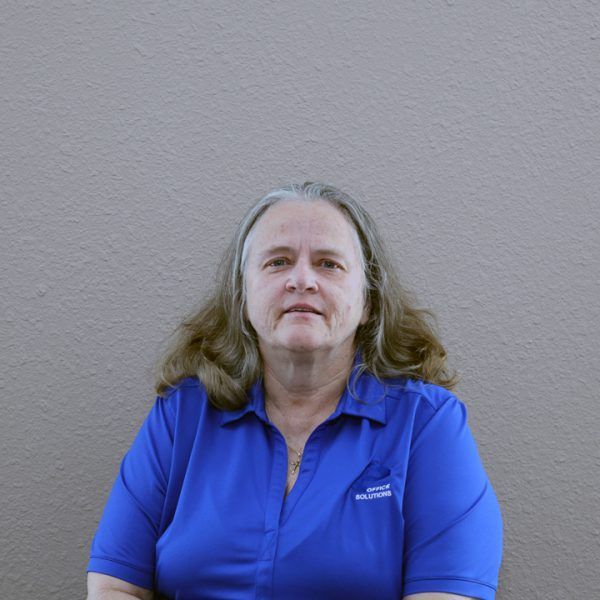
246, 284, 276, 323
343, 290, 365, 320
245, 284, 261, 321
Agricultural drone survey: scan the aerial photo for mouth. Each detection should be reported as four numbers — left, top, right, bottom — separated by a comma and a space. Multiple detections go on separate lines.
283, 304, 323, 316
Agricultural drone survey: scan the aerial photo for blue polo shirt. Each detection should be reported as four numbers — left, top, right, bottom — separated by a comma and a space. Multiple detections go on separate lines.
88, 351, 503, 599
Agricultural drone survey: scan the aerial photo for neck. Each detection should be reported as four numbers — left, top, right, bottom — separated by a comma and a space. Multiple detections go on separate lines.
260, 345, 356, 437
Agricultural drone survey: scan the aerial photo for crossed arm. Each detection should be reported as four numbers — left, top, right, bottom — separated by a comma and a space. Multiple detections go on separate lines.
404, 595, 476, 600
88, 573, 475, 600
87, 573, 153, 600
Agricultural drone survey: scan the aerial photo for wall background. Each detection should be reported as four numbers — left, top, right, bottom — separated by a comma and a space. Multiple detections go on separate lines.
1, 1, 598, 597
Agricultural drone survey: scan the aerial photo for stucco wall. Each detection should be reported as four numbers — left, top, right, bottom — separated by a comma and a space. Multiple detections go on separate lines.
1, 1, 598, 597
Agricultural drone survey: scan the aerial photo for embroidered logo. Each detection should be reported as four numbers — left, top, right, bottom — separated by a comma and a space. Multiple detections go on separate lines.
354, 482, 392, 501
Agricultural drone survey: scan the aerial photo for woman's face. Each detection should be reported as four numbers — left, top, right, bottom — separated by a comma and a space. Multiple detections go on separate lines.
244, 199, 369, 357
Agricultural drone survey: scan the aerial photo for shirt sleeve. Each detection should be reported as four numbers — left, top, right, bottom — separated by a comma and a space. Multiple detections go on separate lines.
87, 395, 175, 590
402, 393, 504, 600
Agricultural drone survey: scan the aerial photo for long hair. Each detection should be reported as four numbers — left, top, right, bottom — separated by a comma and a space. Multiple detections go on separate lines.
153, 182, 459, 409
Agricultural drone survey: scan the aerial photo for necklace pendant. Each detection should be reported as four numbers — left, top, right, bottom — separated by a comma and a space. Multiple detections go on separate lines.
287, 445, 303, 475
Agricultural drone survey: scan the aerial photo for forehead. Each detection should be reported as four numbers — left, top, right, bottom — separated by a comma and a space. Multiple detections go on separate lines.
248, 199, 361, 258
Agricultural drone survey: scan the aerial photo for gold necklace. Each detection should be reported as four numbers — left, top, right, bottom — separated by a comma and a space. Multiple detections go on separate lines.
265, 402, 304, 474
287, 444, 303, 474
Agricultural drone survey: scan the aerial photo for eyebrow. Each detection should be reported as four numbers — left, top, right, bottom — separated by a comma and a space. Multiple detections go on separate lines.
258, 245, 348, 261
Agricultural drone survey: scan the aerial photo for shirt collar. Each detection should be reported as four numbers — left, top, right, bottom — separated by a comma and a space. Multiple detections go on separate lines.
219, 348, 388, 427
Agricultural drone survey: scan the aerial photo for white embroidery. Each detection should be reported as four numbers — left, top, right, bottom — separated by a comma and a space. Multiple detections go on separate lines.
354, 482, 392, 500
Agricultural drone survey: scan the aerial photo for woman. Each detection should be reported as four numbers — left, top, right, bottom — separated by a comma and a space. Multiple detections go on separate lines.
87, 182, 503, 599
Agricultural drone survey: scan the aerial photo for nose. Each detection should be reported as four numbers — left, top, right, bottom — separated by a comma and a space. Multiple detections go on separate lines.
285, 259, 318, 293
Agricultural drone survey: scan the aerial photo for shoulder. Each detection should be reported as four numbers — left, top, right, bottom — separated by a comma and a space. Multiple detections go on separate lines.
380, 376, 462, 439
157, 375, 212, 421
162, 375, 205, 398
383, 376, 456, 412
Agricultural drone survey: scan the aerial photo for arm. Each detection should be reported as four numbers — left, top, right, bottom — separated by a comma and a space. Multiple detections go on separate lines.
87, 396, 176, 594
87, 573, 154, 600
403, 595, 475, 599
402, 394, 503, 600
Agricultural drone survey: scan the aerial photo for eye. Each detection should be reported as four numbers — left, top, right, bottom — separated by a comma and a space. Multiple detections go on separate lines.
267, 258, 288, 267
322, 260, 341, 270
265, 258, 342, 270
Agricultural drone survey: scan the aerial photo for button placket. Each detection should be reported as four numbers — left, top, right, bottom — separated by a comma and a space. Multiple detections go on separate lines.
254, 424, 288, 598
254, 419, 333, 598
279, 423, 328, 526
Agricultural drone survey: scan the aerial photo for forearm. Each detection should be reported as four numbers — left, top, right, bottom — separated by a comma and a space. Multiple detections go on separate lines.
87, 591, 153, 600
87, 572, 154, 600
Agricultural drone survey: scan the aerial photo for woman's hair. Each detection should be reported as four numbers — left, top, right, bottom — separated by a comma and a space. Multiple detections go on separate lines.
153, 182, 459, 409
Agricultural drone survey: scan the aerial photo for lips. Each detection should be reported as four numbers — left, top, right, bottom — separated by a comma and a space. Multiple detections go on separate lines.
284, 303, 322, 315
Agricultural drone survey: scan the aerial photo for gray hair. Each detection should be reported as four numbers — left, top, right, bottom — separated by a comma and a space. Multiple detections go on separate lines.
235, 182, 372, 338
154, 181, 458, 409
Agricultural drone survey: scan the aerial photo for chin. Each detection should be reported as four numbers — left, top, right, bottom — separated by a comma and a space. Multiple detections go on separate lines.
277, 333, 325, 353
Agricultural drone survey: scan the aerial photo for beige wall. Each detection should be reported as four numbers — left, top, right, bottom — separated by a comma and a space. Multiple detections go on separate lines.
1, 2, 599, 597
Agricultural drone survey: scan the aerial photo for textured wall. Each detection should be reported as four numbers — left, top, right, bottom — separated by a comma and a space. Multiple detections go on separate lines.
1, 1, 598, 597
